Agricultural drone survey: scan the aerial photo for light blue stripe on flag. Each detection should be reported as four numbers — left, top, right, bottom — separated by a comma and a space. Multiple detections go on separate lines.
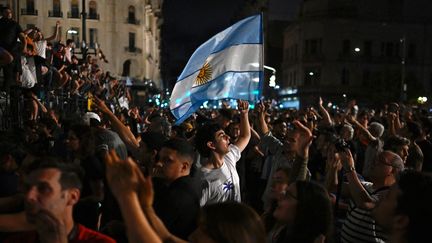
170, 14, 263, 124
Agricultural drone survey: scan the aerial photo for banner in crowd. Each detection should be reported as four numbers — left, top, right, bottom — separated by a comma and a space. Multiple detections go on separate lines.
170, 14, 263, 124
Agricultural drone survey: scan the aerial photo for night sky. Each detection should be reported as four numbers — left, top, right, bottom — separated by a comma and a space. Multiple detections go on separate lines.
160, 0, 255, 89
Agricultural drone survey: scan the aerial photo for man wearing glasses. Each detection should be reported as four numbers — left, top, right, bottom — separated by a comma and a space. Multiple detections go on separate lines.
338, 150, 404, 243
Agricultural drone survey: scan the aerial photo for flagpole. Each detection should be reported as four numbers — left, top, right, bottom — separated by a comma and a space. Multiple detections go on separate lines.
259, 12, 265, 100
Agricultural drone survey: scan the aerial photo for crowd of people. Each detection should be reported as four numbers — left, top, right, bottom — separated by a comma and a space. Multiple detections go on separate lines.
1, 5, 432, 243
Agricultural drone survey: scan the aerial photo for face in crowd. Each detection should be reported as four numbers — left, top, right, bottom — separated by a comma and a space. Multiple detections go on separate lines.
23, 167, 80, 224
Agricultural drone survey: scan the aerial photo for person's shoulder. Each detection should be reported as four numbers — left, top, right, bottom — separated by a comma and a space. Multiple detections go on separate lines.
75, 224, 116, 243
172, 176, 203, 196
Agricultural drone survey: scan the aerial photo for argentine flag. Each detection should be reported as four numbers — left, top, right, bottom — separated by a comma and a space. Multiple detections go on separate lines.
170, 14, 263, 124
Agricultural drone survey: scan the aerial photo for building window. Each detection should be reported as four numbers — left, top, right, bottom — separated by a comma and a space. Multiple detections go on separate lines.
341, 68, 349, 85
129, 32, 136, 50
408, 43, 416, 59
342, 39, 351, 55
122, 60, 131, 77
304, 39, 322, 56
69, 0, 79, 18
88, 1, 99, 19
26, 0, 35, 12
21, 0, 37, 15
49, 0, 62, 17
304, 40, 310, 55
128, 6, 137, 24
310, 39, 318, 55
362, 69, 370, 86
53, 0, 60, 12
67, 27, 80, 46
364, 41, 372, 57
386, 42, 394, 57
89, 28, 97, 48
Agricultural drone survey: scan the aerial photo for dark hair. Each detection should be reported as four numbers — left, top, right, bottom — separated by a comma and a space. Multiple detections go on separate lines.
396, 170, 432, 243
68, 124, 96, 158
162, 138, 195, 163
25, 157, 83, 191
195, 122, 223, 157
140, 131, 167, 152
219, 109, 233, 120
278, 181, 333, 243
201, 202, 265, 243
1, 6, 11, 12
406, 121, 422, 139
383, 136, 410, 152
272, 118, 286, 126
66, 39, 74, 45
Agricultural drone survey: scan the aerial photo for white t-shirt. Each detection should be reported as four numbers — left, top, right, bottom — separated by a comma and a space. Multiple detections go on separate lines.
34, 40, 47, 59
199, 144, 241, 206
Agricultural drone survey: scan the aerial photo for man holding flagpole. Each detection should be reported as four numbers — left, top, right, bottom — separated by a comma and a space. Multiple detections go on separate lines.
169, 14, 263, 125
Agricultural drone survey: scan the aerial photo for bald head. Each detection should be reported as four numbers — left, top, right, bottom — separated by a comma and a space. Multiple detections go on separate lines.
377, 150, 405, 174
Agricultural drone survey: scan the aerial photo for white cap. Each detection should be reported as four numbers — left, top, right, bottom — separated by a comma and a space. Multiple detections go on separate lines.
82, 112, 101, 126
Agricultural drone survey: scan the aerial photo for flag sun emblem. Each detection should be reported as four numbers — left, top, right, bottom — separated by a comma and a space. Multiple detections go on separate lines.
194, 62, 213, 86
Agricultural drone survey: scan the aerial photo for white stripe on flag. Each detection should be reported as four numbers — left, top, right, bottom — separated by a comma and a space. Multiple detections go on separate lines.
170, 43, 262, 110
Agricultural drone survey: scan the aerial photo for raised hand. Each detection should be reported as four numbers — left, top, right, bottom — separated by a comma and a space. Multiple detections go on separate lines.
27, 207, 67, 243
105, 150, 141, 198
255, 100, 266, 114
92, 96, 111, 114
137, 173, 154, 208
338, 148, 355, 170
237, 99, 249, 115
326, 145, 342, 172
292, 120, 313, 158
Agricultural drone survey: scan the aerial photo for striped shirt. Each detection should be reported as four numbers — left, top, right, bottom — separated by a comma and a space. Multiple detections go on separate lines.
341, 184, 388, 243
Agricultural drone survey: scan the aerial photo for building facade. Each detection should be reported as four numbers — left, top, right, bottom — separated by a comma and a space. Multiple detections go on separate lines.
281, 0, 432, 107
1, 0, 162, 87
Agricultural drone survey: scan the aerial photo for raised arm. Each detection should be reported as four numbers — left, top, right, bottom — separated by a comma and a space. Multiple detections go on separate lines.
318, 97, 333, 126
93, 96, 140, 150
340, 149, 376, 209
105, 151, 162, 243
137, 175, 187, 243
45, 21, 60, 42
288, 120, 313, 183
346, 115, 377, 142
234, 100, 251, 152
387, 112, 397, 137
255, 100, 269, 135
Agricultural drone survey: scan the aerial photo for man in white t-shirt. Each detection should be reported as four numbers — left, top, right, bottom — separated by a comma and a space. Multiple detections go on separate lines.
195, 100, 251, 206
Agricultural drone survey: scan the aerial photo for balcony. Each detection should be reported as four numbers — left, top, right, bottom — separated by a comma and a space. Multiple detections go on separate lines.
126, 18, 140, 25
67, 11, 80, 19
88, 13, 100, 20
48, 10, 63, 18
21, 8, 38, 16
124, 47, 142, 53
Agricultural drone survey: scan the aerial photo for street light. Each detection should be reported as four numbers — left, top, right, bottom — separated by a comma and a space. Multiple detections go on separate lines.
264, 65, 276, 87
354, 47, 361, 52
